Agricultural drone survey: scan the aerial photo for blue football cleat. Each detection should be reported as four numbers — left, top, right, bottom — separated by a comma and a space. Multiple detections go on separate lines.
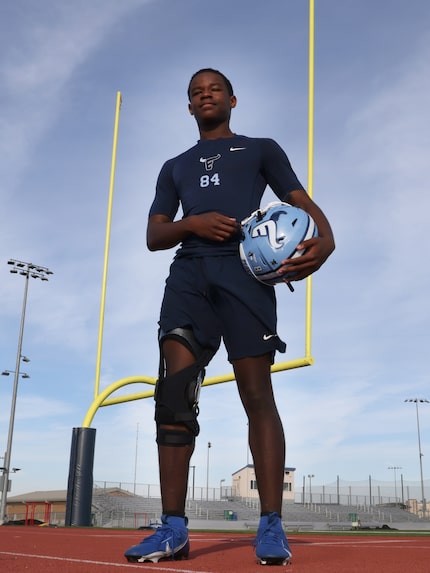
124, 514, 189, 563
254, 512, 292, 565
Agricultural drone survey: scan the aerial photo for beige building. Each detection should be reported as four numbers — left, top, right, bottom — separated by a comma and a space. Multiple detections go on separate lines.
232, 464, 295, 501
5, 490, 68, 524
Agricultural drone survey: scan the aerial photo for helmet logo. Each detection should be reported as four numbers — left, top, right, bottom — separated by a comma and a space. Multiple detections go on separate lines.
252, 220, 284, 249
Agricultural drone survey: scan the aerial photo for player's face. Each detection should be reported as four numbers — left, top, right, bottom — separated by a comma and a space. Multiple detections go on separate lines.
188, 71, 236, 126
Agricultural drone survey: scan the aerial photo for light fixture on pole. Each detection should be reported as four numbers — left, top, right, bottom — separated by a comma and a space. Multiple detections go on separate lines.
387, 466, 402, 502
404, 398, 429, 517
0, 259, 52, 525
307, 474, 315, 504
2, 370, 30, 379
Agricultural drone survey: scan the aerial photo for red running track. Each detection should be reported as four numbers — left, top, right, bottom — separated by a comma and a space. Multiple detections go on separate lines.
0, 526, 429, 573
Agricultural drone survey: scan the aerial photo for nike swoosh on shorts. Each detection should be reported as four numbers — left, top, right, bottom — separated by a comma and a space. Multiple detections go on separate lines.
263, 334, 277, 341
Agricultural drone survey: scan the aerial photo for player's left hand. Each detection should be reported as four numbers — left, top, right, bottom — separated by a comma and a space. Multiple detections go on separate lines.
277, 235, 333, 282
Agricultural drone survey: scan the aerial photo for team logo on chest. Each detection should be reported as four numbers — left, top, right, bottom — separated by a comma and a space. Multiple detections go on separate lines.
199, 154, 221, 171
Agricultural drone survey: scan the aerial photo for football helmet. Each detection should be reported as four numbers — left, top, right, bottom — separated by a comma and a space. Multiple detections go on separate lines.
239, 201, 317, 286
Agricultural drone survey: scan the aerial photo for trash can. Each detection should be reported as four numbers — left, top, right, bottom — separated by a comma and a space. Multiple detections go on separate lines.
224, 510, 233, 520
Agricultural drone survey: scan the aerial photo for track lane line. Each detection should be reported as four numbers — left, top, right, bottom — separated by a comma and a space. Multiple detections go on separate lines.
0, 551, 216, 573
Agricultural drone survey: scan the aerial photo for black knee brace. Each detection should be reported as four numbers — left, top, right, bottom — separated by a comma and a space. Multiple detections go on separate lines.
154, 328, 215, 447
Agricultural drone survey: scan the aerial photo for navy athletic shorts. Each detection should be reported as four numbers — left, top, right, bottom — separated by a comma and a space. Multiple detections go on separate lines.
159, 254, 286, 362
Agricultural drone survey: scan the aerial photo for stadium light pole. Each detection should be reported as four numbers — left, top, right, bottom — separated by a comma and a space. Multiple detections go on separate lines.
307, 474, 315, 504
0, 259, 52, 525
404, 398, 429, 517
206, 442, 211, 501
190, 465, 196, 500
387, 466, 402, 502
133, 422, 139, 495
1, 369, 30, 488
219, 478, 225, 500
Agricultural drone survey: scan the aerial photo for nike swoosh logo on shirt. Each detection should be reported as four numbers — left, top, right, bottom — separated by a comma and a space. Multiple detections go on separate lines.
263, 334, 277, 341
230, 147, 246, 152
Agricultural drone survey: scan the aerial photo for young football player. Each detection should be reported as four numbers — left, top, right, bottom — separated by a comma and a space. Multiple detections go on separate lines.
124, 68, 334, 565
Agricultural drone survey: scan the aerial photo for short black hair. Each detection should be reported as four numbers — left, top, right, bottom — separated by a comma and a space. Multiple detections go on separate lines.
187, 68, 234, 100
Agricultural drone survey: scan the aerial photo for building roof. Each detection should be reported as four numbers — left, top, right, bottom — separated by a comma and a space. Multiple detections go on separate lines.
7, 487, 130, 504
7, 490, 68, 503
232, 464, 296, 476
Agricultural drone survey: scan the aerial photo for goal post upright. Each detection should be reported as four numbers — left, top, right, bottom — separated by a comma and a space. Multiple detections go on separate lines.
82, 0, 317, 426
67, 1, 317, 527
94, 91, 123, 400
305, 0, 315, 360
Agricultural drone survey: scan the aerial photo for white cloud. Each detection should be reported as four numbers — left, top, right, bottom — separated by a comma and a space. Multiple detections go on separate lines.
0, 0, 151, 185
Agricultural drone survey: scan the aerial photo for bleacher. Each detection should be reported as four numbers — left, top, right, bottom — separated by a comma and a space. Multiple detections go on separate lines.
92, 489, 161, 527
92, 488, 429, 530
282, 502, 427, 531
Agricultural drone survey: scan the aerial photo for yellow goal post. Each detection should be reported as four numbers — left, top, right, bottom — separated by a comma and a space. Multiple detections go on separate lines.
83, 0, 316, 429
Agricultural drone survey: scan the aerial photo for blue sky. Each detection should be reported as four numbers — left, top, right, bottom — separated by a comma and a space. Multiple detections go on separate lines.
1, 0, 430, 499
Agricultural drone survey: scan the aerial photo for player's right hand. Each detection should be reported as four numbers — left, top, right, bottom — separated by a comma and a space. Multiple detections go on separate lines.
190, 212, 240, 242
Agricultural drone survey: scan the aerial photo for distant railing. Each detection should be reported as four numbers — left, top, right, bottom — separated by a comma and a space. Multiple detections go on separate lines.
94, 477, 430, 518
94, 480, 237, 502
294, 477, 430, 516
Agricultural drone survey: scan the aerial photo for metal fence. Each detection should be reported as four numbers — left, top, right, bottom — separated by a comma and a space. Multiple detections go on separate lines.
94, 480, 237, 502
296, 476, 430, 509
95, 476, 430, 509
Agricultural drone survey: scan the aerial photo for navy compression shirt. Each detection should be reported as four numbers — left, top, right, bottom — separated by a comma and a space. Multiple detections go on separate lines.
149, 135, 305, 257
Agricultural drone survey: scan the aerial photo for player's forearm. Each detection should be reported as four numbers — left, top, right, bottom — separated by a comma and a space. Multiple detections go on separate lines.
289, 189, 335, 250
146, 215, 195, 251
308, 205, 335, 249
